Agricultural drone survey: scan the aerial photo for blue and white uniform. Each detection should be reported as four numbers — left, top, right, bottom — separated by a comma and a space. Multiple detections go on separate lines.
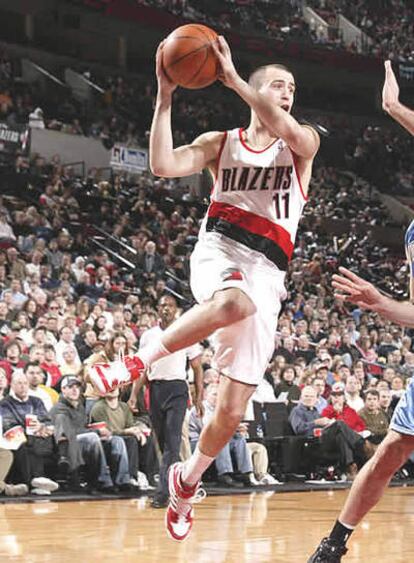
390, 219, 414, 435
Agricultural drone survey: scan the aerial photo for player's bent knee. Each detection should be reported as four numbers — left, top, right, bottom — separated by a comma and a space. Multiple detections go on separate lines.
213, 290, 256, 324
216, 402, 245, 428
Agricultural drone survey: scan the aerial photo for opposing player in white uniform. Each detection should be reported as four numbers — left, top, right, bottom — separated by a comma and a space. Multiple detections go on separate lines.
309, 61, 414, 563
89, 36, 320, 541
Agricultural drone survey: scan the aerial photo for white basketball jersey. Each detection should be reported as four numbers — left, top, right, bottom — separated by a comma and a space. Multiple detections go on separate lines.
199, 127, 308, 271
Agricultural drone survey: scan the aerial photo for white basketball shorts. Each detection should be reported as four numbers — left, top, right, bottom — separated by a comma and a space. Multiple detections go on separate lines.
190, 233, 287, 386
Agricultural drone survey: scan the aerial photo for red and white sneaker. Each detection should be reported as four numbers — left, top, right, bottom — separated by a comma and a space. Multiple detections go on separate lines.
88, 355, 145, 395
165, 462, 206, 542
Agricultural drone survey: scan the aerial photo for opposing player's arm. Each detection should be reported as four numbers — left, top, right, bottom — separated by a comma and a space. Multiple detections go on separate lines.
383, 60, 414, 135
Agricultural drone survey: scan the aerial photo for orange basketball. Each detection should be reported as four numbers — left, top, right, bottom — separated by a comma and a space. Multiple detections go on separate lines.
162, 24, 219, 90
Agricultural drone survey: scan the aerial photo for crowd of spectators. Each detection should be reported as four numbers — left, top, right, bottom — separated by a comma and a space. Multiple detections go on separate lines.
0, 125, 412, 494
0, 15, 414, 496
143, 0, 414, 60
309, 0, 414, 61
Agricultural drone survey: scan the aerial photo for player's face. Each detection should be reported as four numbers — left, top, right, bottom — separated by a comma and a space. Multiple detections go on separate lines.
259, 69, 296, 113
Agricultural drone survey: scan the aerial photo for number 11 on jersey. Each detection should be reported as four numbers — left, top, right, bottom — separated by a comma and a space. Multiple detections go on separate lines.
274, 192, 290, 219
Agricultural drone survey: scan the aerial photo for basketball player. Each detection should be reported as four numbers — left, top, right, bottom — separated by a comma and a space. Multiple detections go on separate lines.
309, 60, 414, 562
89, 36, 319, 541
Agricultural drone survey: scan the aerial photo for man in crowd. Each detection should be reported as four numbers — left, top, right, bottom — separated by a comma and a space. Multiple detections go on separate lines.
378, 387, 393, 420
129, 294, 203, 508
321, 383, 366, 433
312, 376, 328, 414
290, 386, 365, 480
25, 361, 58, 411
358, 389, 389, 452
50, 375, 132, 493
344, 375, 364, 413
0, 371, 58, 495
90, 387, 157, 489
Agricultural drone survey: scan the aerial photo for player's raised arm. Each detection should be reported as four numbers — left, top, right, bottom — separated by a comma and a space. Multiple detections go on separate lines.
383, 60, 414, 135
212, 36, 319, 160
149, 41, 223, 178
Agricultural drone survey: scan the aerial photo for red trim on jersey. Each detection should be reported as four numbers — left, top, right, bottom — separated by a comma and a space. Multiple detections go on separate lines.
208, 200, 294, 259
290, 150, 308, 201
238, 128, 278, 154
210, 131, 228, 195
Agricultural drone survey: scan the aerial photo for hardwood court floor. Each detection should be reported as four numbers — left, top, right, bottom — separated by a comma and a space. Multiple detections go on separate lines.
1, 488, 413, 562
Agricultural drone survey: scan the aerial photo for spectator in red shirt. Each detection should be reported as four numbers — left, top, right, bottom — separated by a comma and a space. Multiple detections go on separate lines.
41, 344, 63, 388
322, 382, 366, 433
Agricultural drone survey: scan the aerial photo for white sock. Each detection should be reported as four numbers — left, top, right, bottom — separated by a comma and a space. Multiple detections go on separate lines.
138, 339, 170, 367
181, 446, 215, 487
339, 520, 355, 530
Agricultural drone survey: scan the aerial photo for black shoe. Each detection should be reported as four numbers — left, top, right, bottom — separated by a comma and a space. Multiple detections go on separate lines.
98, 485, 119, 495
217, 474, 240, 488
151, 494, 169, 509
308, 538, 348, 562
118, 483, 135, 494
235, 473, 252, 487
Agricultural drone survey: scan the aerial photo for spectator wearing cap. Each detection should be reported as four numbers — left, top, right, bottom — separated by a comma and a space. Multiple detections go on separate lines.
344, 374, 364, 413
321, 383, 366, 433
25, 361, 59, 410
50, 375, 131, 493
0, 371, 58, 495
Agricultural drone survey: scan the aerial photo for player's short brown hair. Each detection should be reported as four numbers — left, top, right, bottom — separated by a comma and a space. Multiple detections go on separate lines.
248, 64, 293, 90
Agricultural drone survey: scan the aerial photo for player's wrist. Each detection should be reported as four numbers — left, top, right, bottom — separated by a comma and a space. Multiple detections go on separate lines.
156, 90, 173, 107
384, 99, 401, 115
231, 74, 248, 94
375, 294, 394, 316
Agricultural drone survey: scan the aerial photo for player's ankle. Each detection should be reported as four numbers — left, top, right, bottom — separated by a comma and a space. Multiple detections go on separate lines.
328, 519, 355, 545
